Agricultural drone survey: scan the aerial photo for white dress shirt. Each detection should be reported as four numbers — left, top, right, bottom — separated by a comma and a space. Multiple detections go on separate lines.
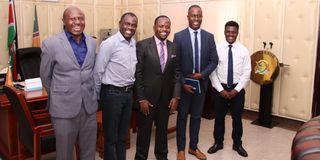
209, 41, 251, 92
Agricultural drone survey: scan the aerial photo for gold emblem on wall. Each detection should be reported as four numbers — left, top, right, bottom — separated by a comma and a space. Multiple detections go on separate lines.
255, 60, 269, 75
251, 50, 279, 85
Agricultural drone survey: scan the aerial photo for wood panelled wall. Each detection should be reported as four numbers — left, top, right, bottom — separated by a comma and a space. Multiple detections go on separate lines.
0, 0, 319, 121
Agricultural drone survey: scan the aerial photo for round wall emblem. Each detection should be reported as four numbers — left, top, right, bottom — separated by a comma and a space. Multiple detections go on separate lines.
251, 50, 279, 85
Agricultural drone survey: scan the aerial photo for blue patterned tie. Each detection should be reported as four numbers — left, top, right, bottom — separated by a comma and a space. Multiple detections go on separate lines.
160, 41, 165, 72
227, 44, 233, 87
194, 31, 199, 73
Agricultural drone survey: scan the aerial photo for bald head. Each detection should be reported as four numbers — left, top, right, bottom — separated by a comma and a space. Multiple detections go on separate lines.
63, 6, 84, 20
62, 6, 85, 42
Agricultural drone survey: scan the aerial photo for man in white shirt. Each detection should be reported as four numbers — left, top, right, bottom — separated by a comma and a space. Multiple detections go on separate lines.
208, 21, 251, 157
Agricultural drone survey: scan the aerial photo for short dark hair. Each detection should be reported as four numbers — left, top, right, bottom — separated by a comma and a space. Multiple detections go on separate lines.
188, 4, 201, 13
119, 12, 137, 23
225, 21, 239, 30
154, 15, 170, 25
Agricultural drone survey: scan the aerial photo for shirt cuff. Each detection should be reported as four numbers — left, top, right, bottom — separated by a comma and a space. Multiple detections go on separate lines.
216, 84, 224, 92
234, 85, 242, 92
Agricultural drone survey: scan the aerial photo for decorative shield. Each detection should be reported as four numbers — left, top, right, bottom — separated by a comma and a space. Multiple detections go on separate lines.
250, 50, 280, 85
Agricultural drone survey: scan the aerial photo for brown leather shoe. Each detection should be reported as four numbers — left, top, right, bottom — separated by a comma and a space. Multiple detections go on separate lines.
188, 148, 207, 160
177, 151, 185, 160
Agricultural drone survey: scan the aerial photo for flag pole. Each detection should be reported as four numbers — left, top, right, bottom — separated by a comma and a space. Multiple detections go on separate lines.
32, 5, 40, 47
7, 0, 18, 81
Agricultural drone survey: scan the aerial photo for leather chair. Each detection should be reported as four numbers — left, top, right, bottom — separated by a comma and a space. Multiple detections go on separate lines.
3, 85, 55, 160
16, 47, 41, 80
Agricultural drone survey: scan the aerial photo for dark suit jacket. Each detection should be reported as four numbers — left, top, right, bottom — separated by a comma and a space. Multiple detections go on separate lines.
173, 28, 218, 92
135, 37, 180, 106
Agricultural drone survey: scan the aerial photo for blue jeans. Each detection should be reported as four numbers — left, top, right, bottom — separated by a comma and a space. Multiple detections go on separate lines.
100, 85, 132, 160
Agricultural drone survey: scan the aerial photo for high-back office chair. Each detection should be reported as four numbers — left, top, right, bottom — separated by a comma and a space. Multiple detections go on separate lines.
3, 85, 55, 160
16, 47, 41, 80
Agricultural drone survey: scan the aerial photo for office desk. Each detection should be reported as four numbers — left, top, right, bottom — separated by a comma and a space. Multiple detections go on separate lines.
0, 93, 18, 160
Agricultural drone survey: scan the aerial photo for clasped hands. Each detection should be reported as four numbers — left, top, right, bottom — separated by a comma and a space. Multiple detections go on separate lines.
220, 89, 238, 99
139, 97, 179, 116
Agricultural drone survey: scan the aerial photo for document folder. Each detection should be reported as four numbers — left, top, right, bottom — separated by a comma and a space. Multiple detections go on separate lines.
184, 78, 201, 94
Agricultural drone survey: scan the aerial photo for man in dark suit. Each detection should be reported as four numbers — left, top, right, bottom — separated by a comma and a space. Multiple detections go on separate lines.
173, 5, 218, 160
134, 15, 180, 160
40, 6, 97, 159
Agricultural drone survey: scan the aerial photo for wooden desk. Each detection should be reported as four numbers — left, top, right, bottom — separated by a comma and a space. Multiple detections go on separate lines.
23, 88, 47, 102
0, 93, 18, 160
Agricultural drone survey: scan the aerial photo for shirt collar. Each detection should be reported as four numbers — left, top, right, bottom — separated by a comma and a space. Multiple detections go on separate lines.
116, 31, 135, 46
188, 27, 201, 35
154, 36, 167, 45
64, 29, 86, 42
224, 41, 238, 48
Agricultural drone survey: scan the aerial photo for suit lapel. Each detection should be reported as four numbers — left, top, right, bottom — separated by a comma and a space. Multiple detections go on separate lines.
59, 33, 80, 67
149, 38, 162, 73
164, 41, 173, 72
81, 34, 91, 69
200, 31, 206, 69
184, 28, 193, 61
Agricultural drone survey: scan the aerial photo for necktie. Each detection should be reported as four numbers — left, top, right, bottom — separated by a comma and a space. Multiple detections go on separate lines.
227, 44, 233, 87
160, 41, 165, 72
194, 31, 199, 73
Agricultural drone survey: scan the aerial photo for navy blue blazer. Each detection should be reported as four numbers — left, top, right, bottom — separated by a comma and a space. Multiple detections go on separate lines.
173, 28, 218, 92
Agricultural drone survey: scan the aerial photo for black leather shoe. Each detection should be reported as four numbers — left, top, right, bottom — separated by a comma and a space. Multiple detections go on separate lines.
232, 145, 248, 157
207, 143, 223, 154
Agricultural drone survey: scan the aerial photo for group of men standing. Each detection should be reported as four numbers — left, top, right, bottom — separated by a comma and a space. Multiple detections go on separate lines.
40, 4, 251, 160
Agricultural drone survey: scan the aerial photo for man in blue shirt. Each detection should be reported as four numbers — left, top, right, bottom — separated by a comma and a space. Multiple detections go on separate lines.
40, 6, 98, 160
94, 12, 138, 160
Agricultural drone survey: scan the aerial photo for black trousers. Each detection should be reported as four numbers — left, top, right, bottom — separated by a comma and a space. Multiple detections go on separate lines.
135, 97, 170, 160
213, 84, 245, 147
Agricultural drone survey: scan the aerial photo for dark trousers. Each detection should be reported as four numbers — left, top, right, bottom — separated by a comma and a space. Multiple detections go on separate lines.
176, 91, 206, 151
213, 84, 245, 147
135, 96, 170, 160
100, 84, 133, 160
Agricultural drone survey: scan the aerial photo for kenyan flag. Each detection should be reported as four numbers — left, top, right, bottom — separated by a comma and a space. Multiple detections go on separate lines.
8, 0, 18, 80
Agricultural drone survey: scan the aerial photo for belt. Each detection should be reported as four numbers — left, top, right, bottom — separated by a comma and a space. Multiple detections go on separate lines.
102, 84, 133, 92
221, 83, 238, 89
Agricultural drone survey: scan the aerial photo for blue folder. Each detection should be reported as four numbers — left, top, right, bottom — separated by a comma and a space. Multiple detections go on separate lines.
184, 78, 201, 94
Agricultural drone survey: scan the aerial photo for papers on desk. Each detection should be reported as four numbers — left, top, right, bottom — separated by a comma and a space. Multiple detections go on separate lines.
184, 78, 201, 94
25, 78, 42, 91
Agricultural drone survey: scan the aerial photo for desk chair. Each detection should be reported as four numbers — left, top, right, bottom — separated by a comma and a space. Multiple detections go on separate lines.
4, 85, 55, 160
16, 47, 41, 80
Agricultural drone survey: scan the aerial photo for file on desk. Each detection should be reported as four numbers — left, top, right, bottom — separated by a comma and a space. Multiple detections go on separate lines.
184, 78, 201, 94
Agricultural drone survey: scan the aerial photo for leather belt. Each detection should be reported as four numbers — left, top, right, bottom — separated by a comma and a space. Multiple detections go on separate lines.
102, 84, 133, 92
221, 83, 238, 89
